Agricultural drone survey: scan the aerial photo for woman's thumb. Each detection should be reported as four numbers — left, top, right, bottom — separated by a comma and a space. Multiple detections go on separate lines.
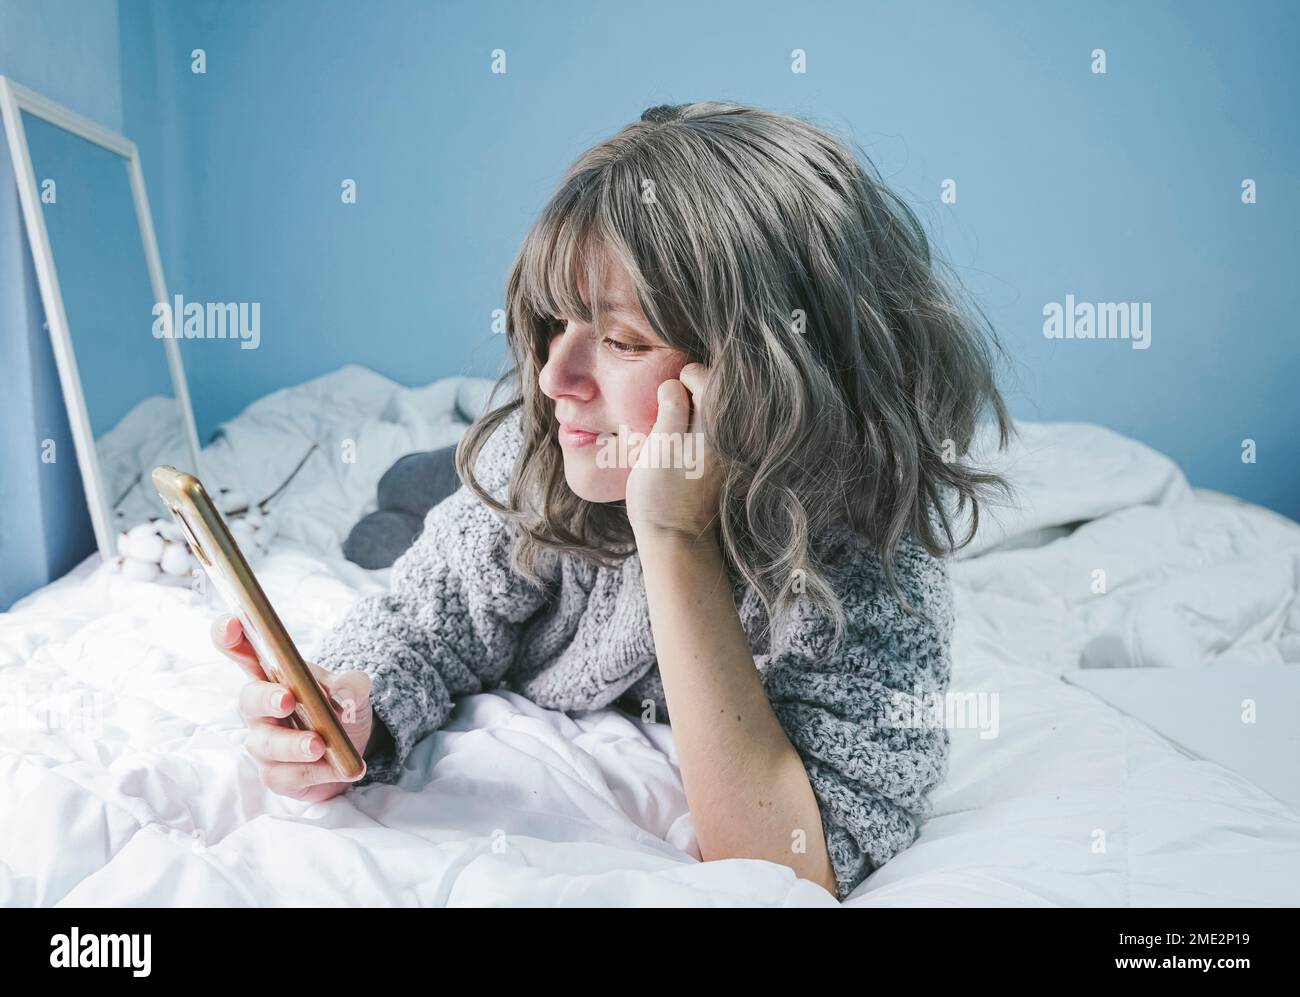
326, 669, 373, 726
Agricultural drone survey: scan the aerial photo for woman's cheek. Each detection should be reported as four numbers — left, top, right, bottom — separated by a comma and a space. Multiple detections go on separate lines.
603, 358, 676, 433
639, 354, 691, 427
633, 382, 664, 432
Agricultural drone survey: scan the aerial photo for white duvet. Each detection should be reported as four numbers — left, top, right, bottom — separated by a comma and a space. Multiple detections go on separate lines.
2, 364, 1298, 907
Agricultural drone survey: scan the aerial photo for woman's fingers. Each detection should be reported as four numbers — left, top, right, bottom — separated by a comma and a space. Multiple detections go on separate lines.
215, 618, 372, 797
319, 667, 373, 726
211, 614, 267, 681
259, 759, 348, 798
676, 362, 707, 398
214, 618, 369, 800
647, 378, 691, 443
676, 362, 711, 432
237, 679, 296, 724
245, 718, 325, 764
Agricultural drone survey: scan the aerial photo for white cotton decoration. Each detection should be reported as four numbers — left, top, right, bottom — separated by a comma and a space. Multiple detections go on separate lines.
123, 525, 165, 562
121, 557, 161, 582
246, 512, 278, 560
109, 498, 282, 586
160, 541, 195, 576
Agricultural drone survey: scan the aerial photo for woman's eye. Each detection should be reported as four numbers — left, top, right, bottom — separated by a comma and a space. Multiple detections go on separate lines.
545, 317, 648, 354
604, 337, 650, 355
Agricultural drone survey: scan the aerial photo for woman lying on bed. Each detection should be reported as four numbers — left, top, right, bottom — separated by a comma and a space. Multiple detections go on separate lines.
210, 100, 1016, 902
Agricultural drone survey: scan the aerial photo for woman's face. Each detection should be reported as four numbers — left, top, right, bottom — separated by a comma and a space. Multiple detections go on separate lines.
538, 258, 689, 503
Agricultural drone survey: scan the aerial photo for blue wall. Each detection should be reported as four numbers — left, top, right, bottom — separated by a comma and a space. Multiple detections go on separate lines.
124, 0, 1299, 518
4, 0, 1298, 609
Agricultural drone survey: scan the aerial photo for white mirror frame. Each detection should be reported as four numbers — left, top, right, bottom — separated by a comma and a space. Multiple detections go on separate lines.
0, 75, 202, 563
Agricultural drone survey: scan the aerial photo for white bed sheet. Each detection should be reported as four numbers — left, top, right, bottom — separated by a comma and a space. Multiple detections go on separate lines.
2, 364, 1298, 906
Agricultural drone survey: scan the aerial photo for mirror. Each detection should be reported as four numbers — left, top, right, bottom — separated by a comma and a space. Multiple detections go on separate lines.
1, 78, 201, 560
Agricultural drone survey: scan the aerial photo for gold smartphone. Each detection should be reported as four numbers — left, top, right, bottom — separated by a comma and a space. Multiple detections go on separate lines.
151, 465, 366, 781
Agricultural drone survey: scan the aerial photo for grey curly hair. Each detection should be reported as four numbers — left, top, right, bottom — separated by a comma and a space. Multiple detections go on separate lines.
458, 100, 1018, 651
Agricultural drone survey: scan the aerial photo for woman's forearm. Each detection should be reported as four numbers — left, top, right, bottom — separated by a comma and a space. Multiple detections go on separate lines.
637, 531, 837, 894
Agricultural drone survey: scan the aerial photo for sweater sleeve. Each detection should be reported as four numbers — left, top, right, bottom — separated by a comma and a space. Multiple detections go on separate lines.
314, 409, 551, 787
755, 526, 955, 901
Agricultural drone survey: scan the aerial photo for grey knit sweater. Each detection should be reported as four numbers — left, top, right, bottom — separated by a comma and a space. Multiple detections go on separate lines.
315, 407, 954, 901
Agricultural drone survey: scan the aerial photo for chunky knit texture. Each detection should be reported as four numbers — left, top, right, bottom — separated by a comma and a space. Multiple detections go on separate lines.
315, 408, 955, 901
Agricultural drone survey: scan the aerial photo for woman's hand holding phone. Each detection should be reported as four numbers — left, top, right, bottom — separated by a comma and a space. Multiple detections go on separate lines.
211, 614, 375, 801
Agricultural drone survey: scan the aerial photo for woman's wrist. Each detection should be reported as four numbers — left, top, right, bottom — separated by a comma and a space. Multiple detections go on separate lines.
632, 522, 720, 555
634, 526, 724, 578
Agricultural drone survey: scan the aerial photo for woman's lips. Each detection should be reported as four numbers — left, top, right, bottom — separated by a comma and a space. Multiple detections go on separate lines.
557, 422, 602, 448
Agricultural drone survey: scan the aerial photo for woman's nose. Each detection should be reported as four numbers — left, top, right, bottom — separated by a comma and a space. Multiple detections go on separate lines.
539, 326, 596, 400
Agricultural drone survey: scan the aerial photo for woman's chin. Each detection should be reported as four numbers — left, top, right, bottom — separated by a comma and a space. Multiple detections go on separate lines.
562, 460, 628, 504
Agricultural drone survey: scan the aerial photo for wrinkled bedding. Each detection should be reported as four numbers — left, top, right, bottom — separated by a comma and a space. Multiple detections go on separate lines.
2, 365, 1297, 906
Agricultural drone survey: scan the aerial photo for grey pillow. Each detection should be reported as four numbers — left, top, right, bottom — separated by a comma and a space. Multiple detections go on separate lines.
343, 445, 460, 569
